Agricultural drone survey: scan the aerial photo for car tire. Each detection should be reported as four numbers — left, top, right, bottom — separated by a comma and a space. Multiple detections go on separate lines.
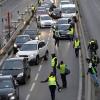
35, 56, 39, 65
44, 51, 49, 61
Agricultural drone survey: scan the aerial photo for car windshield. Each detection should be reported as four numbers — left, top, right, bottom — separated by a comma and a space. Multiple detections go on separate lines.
20, 43, 37, 51
57, 25, 69, 30
24, 30, 37, 35
62, 7, 75, 13
41, 16, 51, 20
57, 19, 68, 24
0, 79, 13, 89
16, 36, 30, 43
2, 60, 23, 70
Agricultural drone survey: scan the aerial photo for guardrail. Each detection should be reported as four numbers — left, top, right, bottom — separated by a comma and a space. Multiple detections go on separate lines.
75, 0, 95, 100
0, 0, 40, 58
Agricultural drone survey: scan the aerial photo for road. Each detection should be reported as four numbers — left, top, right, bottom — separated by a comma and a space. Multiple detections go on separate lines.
18, 16, 80, 100
79, 0, 100, 99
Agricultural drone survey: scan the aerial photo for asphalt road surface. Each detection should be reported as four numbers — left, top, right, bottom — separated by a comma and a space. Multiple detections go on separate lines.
18, 17, 80, 100
79, 0, 100, 99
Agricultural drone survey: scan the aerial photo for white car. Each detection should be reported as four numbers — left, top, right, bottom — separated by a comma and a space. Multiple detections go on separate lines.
61, 4, 77, 18
16, 40, 49, 65
37, 14, 56, 28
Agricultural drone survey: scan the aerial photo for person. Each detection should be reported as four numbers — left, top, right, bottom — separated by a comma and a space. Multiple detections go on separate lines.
51, 53, 58, 75
13, 44, 18, 55
31, 5, 35, 17
58, 61, 67, 88
40, 72, 61, 100
87, 61, 99, 87
73, 38, 81, 57
49, 3, 56, 12
38, 0, 41, 6
68, 25, 74, 41
88, 39, 98, 56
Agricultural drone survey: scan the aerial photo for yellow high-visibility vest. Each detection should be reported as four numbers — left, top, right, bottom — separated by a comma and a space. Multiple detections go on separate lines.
74, 40, 80, 48
48, 76, 56, 86
51, 57, 58, 68
31, 6, 35, 11
60, 64, 65, 74
69, 28, 74, 35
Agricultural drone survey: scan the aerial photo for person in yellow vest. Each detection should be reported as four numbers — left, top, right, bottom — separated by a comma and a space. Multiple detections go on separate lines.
58, 61, 67, 88
31, 5, 35, 17
68, 25, 74, 41
51, 53, 58, 75
41, 72, 61, 100
73, 38, 81, 57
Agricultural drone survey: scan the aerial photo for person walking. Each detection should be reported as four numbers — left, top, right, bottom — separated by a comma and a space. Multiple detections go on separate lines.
31, 5, 35, 17
58, 61, 67, 88
41, 72, 61, 100
51, 53, 58, 75
73, 38, 81, 57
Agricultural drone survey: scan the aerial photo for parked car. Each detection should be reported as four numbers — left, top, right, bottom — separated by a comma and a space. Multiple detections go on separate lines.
16, 40, 49, 65
37, 14, 55, 28
14, 35, 31, 48
0, 75, 19, 100
53, 24, 71, 40
24, 29, 40, 40
1, 57, 31, 84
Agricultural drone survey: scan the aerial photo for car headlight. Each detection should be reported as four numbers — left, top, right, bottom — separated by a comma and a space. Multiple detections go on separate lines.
17, 72, 24, 77
9, 96, 15, 100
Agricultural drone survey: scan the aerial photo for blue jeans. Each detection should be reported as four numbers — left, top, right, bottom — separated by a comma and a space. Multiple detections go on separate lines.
90, 74, 99, 86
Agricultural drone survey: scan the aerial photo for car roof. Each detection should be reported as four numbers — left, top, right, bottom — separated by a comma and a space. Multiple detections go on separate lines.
6, 57, 25, 61
61, 4, 76, 8
24, 40, 42, 44
58, 17, 69, 20
0, 75, 12, 79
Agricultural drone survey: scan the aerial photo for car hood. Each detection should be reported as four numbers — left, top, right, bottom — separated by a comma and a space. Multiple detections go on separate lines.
41, 20, 54, 24
62, 13, 76, 18
17, 50, 38, 56
0, 88, 15, 95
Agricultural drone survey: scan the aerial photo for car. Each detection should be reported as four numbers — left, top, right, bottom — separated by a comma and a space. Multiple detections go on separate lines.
1, 57, 31, 84
61, 4, 77, 18
56, 18, 69, 25
59, 0, 72, 8
16, 40, 49, 65
37, 14, 55, 28
53, 24, 71, 40
0, 75, 19, 100
24, 29, 40, 40
14, 35, 31, 48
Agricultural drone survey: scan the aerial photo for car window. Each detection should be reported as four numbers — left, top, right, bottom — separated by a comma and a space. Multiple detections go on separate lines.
38, 42, 46, 48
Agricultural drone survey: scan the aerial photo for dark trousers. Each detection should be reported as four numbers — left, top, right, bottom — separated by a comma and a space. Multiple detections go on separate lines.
49, 85, 56, 100
61, 74, 67, 88
55, 39, 59, 47
53, 67, 56, 76
75, 48, 79, 57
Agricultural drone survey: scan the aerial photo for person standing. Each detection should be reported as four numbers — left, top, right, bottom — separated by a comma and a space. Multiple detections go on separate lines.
58, 61, 67, 88
51, 54, 58, 75
73, 38, 81, 57
41, 72, 61, 100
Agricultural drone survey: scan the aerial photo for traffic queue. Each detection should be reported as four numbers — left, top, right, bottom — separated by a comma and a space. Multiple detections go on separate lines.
0, 0, 81, 100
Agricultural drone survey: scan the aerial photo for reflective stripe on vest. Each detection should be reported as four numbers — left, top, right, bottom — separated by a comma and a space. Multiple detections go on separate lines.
48, 76, 56, 86
51, 57, 58, 68
60, 64, 65, 74
74, 40, 80, 48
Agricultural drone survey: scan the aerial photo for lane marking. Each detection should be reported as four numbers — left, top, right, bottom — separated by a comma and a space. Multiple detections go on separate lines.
38, 65, 42, 72
30, 82, 35, 92
35, 73, 39, 81
26, 94, 30, 100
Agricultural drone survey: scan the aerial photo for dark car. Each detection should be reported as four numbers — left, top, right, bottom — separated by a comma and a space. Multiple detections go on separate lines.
24, 29, 40, 40
1, 57, 31, 84
14, 35, 31, 48
0, 75, 19, 100
53, 24, 71, 40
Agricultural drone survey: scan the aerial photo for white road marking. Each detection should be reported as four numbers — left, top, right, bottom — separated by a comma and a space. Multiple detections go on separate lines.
35, 73, 39, 81
30, 82, 35, 92
26, 94, 30, 100
38, 65, 42, 72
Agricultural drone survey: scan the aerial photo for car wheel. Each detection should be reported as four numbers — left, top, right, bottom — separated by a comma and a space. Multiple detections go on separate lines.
35, 56, 39, 65
44, 51, 49, 61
